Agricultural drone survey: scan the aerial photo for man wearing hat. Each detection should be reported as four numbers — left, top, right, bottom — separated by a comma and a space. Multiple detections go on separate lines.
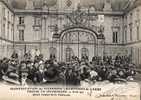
44, 62, 60, 85
27, 61, 38, 84
1, 58, 9, 75
65, 67, 79, 85
98, 66, 108, 81
0, 60, 3, 81
11, 50, 18, 60
107, 69, 119, 83
2, 62, 20, 85
80, 67, 90, 81
19, 68, 33, 86
114, 69, 127, 83
34, 63, 45, 84
58, 66, 67, 85
89, 68, 98, 84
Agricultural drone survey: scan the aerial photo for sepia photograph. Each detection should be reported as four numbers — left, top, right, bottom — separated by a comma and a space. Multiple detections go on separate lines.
0, 0, 140, 100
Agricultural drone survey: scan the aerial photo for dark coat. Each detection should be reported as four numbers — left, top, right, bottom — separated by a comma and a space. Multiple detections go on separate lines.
66, 71, 78, 85
27, 67, 38, 83
35, 71, 44, 83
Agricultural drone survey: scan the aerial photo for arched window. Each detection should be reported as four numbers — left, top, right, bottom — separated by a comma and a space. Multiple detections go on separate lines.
66, 47, 73, 62
113, 31, 118, 43
49, 47, 57, 60
81, 48, 89, 60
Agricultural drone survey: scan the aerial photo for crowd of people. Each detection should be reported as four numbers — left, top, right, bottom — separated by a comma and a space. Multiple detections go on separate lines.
0, 51, 137, 86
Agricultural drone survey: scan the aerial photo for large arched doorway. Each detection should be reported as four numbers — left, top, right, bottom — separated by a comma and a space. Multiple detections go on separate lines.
59, 27, 98, 62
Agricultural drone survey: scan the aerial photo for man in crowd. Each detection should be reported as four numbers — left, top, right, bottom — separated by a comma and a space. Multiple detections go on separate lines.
0, 53, 137, 86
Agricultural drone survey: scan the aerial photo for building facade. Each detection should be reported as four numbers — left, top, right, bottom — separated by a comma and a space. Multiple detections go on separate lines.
0, 0, 14, 58
0, 0, 141, 66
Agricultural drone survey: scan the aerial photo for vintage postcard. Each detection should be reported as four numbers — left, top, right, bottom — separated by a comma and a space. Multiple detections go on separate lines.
0, 0, 140, 100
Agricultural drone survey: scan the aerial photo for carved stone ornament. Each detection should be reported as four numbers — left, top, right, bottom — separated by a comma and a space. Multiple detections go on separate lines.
66, 6, 88, 26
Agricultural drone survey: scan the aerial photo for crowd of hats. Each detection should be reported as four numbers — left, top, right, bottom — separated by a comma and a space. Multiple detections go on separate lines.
0, 52, 137, 86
